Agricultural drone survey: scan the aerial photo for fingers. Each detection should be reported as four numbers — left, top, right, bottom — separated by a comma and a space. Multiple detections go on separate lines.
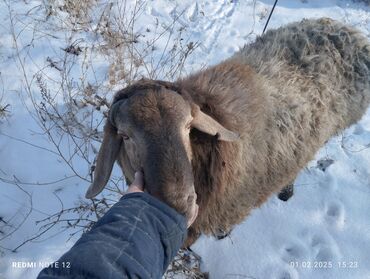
131, 171, 144, 190
187, 203, 199, 228
125, 171, 145, 194
125, 171, 198, 227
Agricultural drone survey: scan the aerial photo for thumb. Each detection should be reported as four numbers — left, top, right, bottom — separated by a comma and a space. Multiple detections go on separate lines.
126, 171, 144, 194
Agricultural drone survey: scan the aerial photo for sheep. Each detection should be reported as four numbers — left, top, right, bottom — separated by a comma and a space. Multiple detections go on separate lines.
85, 18, 370, 246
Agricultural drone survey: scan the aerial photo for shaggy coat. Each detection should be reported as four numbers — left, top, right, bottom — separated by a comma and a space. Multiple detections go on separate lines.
88, 18, 370, 245
177, 18, 370, 242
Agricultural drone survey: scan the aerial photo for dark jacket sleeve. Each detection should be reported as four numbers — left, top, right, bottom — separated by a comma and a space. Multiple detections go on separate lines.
37, 192, 187, 279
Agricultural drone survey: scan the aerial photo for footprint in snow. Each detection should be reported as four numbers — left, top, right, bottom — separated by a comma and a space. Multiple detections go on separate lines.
198, 0, 236, 53
281, 241, 309, 263
262, 264, 299, 279
318, 173, 338, 191
310, 233, 340, 262
280, 230, 341, 266
353, 123, 365, 135
325, 201, 345, 229
147, 6, 162, 17
229, 29, 238, 36
186, 2, 199, 22
277, 269, 299, 279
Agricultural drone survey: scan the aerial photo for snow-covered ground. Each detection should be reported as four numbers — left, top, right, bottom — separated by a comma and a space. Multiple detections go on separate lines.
0, 0, 370, 278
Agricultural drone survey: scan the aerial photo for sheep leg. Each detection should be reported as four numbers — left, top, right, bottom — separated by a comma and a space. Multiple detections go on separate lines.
278, 183, 294, 201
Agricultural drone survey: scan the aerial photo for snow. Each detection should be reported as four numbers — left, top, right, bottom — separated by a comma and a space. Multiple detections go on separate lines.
193, 108, 370, 279
0, 0, 370, 278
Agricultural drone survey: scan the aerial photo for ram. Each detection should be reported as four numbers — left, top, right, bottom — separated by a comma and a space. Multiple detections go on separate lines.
86, 18, 370, 246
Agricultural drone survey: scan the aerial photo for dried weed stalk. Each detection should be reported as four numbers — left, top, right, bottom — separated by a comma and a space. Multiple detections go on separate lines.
3, 0, 202, 274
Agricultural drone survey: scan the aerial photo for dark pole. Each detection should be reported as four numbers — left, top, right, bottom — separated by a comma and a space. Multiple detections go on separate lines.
263, 0, 278, 34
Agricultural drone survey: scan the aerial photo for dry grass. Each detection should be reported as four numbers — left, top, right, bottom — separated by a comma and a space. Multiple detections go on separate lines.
164, 249, 208, 279
0, 103, 10, 120
3, 0, 201, 275
32, 0, 198, 188
44, 0, 98, 25
0, 73, 9, 121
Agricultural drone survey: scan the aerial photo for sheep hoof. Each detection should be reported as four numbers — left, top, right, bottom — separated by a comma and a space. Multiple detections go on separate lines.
215, 229, 232, 240
278, 184, 294, 201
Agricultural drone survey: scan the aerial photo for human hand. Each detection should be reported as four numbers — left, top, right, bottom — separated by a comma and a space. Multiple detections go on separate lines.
125, 171, 198, 228
187, 201, 199, 228
125, 171, 145, 194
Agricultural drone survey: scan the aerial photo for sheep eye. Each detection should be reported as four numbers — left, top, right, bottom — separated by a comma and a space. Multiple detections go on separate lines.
185, 122, 192, 130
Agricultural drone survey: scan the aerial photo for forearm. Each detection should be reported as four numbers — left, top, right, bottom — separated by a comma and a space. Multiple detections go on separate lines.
38, 192, 187, 279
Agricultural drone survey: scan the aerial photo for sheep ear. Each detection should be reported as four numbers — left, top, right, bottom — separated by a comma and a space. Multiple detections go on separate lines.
191, 107, 239, 142
85, 122, 122, 199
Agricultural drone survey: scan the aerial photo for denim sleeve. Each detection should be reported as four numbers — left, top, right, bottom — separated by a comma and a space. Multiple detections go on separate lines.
37, 192, 187, 279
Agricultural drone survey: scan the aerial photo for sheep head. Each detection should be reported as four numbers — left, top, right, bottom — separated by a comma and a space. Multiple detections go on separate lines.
85, 80, 239, 219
